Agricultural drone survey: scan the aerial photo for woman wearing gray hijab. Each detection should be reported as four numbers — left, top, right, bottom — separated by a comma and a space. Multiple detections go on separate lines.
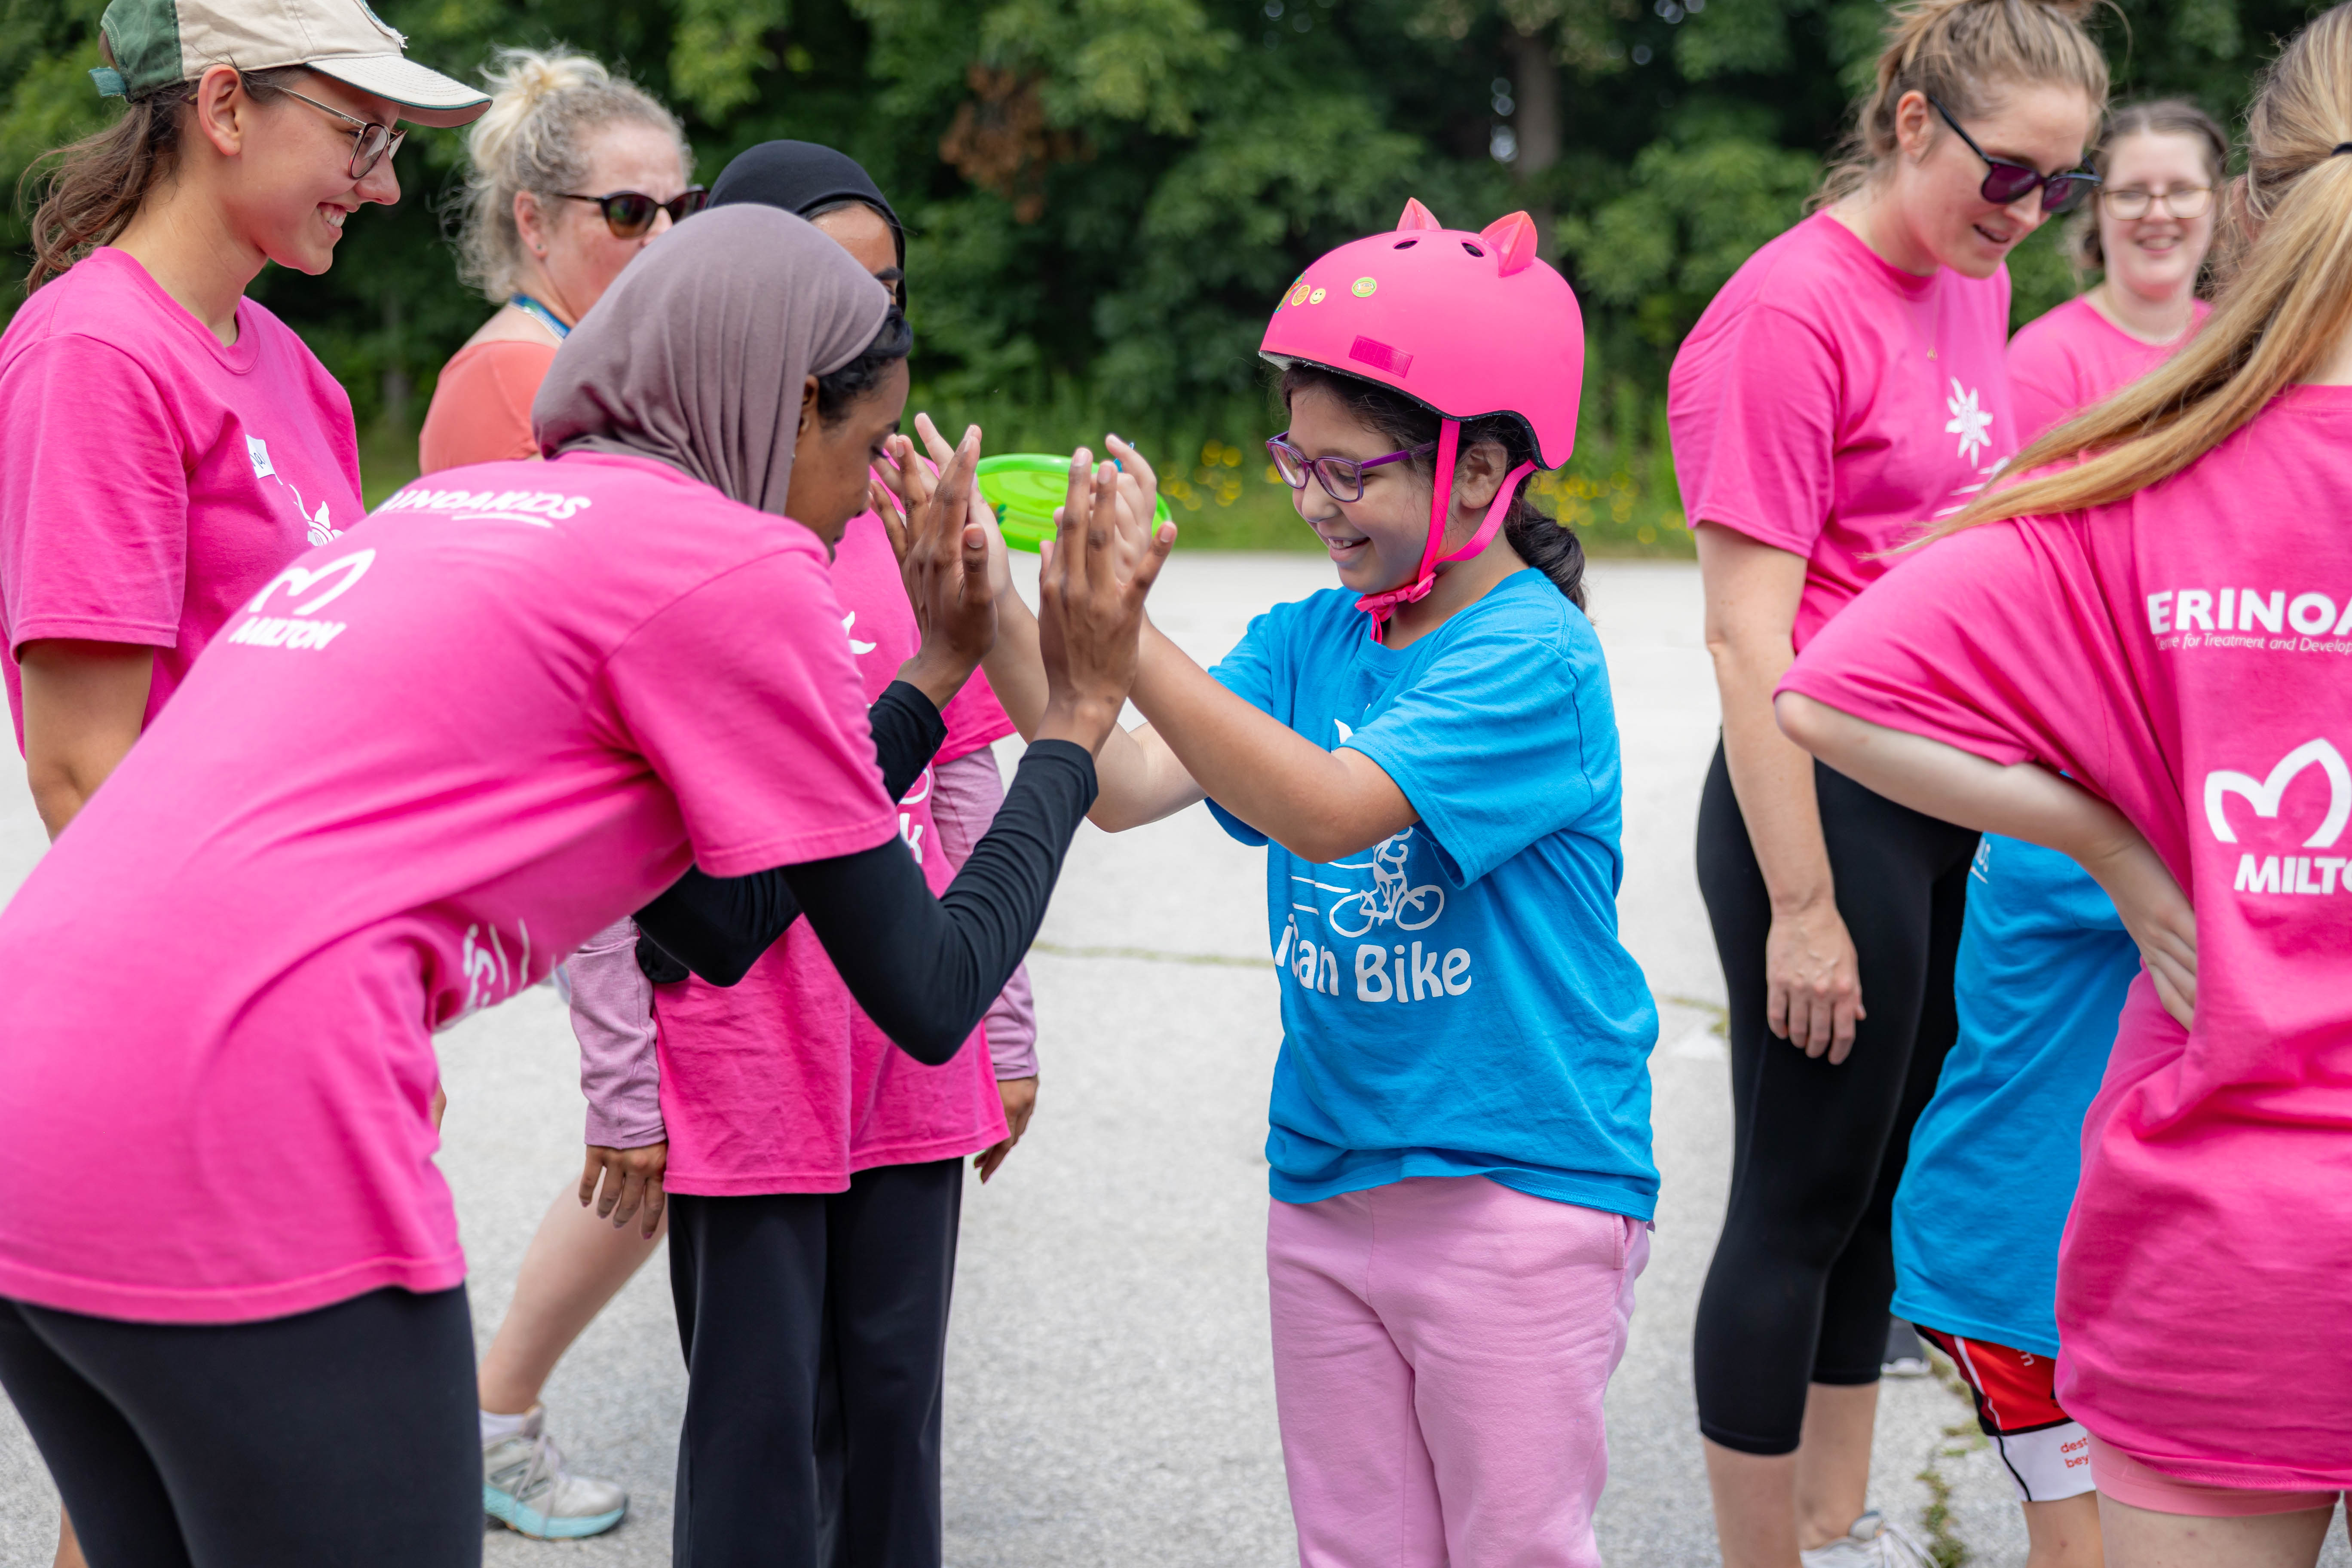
0, 203, 1169, 1566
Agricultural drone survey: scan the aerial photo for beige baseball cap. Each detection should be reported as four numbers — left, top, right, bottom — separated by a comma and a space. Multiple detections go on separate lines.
93, 0, 490, 126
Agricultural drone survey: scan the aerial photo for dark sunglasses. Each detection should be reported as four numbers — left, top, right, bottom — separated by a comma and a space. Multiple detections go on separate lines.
1266, 432, 1435, 503
279, 86, 404, 180
1930, 98, 2098, 215
560, 187, 712, 238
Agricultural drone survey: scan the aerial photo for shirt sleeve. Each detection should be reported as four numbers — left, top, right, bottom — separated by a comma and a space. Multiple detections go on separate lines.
417, 343, 556, 475
567, 918, 665, 1148
0, 336, 190, 655
931, 746, 1039, 1078
1341, 610, 1609, 887
1777, 521, 2118, 783
600, 549, 900, 877
1675, 301, 1842, 558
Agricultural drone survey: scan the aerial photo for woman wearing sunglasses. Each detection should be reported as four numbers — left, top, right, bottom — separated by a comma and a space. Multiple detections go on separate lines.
417, 50, 704, 474
1666, 0, 2105, 1562
0, 3, 486, 1565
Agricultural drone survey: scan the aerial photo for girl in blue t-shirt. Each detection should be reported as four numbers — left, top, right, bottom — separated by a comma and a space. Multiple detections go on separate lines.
961, 201, 1657, 1568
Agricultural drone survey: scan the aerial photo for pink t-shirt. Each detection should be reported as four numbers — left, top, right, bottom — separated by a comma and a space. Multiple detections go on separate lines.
1781, 386, 2352, 1488
0, 451, 897, 1323
1670, 211, 2016, 649
0, 248, 361, 748
649, 508, 1009, 1194
2008, 294, 2211, 441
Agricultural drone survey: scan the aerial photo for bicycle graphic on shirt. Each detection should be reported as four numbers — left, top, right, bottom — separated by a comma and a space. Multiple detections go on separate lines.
1295, 827, 1445, 937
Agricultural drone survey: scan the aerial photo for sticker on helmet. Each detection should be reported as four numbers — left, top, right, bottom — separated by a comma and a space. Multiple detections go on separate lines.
1288, 283, 1311, 307
1309, 287, 1326, 303
1352, 277, 1377, 297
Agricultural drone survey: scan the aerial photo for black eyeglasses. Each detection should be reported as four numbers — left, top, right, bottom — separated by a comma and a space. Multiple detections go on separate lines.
280, 86, 404, 180
1266, 433, 1435, 503
560, 188, 711, 239
1930, 98, 2099, 214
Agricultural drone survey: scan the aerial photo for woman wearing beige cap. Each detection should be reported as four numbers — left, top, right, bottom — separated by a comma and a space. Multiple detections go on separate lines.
0, 0, 483, 1563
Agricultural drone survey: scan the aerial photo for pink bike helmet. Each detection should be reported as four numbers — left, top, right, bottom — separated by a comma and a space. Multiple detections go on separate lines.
1260, 198, 1584, 627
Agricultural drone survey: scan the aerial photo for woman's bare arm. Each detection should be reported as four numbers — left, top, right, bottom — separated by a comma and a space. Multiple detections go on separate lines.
19, 640, 153, 840
1696, 523, 1866, 1062
1776, 692, 2196, 1026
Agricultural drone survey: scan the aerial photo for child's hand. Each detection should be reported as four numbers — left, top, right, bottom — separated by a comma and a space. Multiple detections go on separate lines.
1036, 446, 1175, 752
913, 412, 1011, 602
974, 1075, 1038, 1183
1104, 434, 1161, 583
579, 1141, 668, 1240
890, 423, 995, 695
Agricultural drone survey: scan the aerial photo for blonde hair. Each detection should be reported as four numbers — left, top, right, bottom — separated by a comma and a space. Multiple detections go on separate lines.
1951, 2, 2352, 532
1816, 0, 2110, 208
2064, 97, 2230, 274
454, 49, 689, 302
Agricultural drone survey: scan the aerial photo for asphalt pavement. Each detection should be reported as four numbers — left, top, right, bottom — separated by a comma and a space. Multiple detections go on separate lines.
0, 554, 2338, 1566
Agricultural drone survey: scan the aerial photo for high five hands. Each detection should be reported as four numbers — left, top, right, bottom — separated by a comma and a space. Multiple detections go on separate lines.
1037, 441, 1176, 753
871, 416, 1000, 712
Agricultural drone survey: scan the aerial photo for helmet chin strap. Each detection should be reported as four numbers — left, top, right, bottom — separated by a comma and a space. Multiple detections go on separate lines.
1353, 416, 1536, 638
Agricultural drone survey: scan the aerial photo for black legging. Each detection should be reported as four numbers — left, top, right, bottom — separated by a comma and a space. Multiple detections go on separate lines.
0, 1287, 478, 1567
1691, 742, 1975, 1455
668, 1160, 964, 1567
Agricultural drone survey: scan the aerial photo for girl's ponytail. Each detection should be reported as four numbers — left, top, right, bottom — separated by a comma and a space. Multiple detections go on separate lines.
1954, 0, 2352, 530
1816, 0, 2110, 208
1277, 364, 1588, 612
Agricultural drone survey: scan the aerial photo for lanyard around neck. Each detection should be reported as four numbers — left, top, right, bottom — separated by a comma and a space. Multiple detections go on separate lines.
509, 294, 571, 340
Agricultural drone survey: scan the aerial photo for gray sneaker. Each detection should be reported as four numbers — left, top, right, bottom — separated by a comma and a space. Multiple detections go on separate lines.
483, 1406, 628, 1540
1801, 1511, 1935, 1568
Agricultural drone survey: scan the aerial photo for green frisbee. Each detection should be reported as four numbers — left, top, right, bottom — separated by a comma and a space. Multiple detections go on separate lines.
974, 453, 1171, 553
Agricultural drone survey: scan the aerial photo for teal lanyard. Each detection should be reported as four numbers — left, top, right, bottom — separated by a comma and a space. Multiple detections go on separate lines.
509, 294, 570, 340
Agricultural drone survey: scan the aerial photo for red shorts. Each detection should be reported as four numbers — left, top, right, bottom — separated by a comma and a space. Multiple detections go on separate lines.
1916, 1327, 2094, 1502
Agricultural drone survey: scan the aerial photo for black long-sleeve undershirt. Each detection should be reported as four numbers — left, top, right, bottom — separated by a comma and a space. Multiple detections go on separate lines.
632, 681, 945, 982
631, 683, 1095, 1066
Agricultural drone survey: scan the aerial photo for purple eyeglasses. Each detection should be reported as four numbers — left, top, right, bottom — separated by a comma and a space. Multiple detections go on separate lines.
1267, 432, 1436, 503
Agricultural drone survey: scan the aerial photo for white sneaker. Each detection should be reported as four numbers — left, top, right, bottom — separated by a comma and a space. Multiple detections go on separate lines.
1800, 1510, 1935, 1568
483, 1406, 628, 1540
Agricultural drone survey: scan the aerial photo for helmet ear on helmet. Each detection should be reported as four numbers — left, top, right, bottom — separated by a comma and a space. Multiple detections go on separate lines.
1396, 197, 1442, 232
1480, 211, 1540, 277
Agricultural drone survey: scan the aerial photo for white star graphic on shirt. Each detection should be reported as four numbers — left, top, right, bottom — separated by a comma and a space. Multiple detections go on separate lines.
842, 611, 877, 656
1945, 378, 1993, 463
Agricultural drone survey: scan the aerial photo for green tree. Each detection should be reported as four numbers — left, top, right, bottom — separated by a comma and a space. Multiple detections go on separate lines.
0, 0, 2331, 542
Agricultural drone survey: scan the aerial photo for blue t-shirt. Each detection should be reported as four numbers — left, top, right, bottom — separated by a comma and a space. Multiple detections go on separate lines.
1892, 833, 2138, 1356
1205, 571, 1659, 1219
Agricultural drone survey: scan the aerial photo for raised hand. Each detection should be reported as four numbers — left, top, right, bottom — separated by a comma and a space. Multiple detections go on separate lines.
1103, 434, 1161, 583
878, 423, 995, 711
1035, 447, 1175, 753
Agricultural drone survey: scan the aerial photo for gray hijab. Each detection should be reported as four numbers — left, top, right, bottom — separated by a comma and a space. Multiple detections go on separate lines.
533, 204, 893, 516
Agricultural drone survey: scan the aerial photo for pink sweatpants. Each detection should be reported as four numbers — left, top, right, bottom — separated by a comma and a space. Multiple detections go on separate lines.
1267, 1176, 1649, 1568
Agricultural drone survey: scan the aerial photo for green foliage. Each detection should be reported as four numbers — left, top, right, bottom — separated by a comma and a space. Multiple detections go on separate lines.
0, 0, 2331, 551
